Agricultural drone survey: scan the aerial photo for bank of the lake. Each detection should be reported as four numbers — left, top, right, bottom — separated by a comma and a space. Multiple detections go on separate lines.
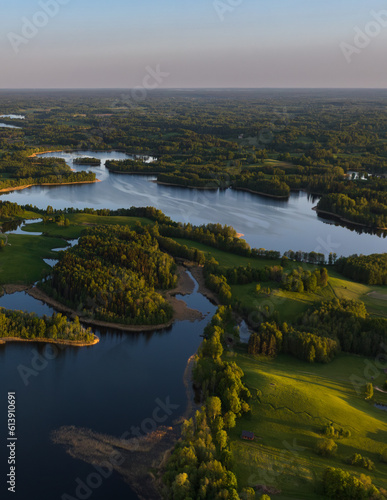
313, 206, 387, 231
0, 335, 99, 347
0, 178, 101, 195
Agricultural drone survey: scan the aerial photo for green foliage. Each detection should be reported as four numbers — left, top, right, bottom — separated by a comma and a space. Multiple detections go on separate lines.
346, 453, 375, 471
336, 254, 387, 285
365, 383, 374, 400
45, 224, 176, 325
316, 438, 338, 457
301, 298, 387, 357
323, 423, 351, 439
323, 467, 383, 499
0, 309, 94, 343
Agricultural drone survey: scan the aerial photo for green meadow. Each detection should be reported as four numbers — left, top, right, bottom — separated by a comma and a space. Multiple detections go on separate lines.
0, 234, 67, 285
22, 213, 152, 239
228, 352, 387, 499
172, 237, 387, 321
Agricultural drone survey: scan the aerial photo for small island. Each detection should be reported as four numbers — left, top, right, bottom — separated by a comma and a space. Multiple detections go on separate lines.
73, 157, 101, 166
0, 308, 98, 346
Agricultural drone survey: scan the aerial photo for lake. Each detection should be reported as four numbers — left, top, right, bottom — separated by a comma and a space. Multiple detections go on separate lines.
0, 273, 216, 500
2, 150, 386, 257
0, 114, 24, 128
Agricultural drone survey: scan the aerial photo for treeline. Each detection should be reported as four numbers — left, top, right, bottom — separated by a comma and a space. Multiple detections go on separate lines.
105, 158, 169, 173
335, 253, 387, 285
159, 222, 252, 257
323, 467, 386, 499
163, 306, 252, 499
0, 309, 94, 343
247, 298, 387, 362
234, 171, 290, 198
317, 191, 387, 229
0, 201, 27, 220
44, 225, 176, 326
73, 157, 101, 166
0, 155, 96, 190
248, 322, 338, 363
301, 298, 387, 357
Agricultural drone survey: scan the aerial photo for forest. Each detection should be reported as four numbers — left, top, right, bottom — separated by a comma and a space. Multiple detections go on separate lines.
0, 154, 96, 191
335, 253, 387, 285
43, 224, 176, 325
0, 309, 94, 343
1, 89, 387, 228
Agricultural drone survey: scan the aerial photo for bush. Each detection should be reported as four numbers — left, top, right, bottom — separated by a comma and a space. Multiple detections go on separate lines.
316, 438, 337, 457
346, 453, 375, 471
380, 448, 387, 463
323, 423, 351, 439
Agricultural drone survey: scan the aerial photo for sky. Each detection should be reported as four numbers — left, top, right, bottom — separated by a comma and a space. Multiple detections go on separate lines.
1, 0, 387, 88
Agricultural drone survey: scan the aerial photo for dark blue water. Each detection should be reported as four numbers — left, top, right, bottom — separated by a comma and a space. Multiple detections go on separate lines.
0, 273, 216, 500
1, 150, 385, 257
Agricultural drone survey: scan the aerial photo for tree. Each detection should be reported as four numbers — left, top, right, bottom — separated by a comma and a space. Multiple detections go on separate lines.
316, 438, 337, 457
365, 383, 373, 400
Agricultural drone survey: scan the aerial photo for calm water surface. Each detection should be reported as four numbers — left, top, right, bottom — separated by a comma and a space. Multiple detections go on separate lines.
0, 273, 216, 500
2, 150, 385, 256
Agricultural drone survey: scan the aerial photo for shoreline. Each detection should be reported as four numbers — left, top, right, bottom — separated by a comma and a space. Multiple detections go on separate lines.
155, 180, 222, 190
313, 206, 387, 231
0, 334, 99, 347
0, 179, 101, 194
232, 186, 290, 200
28, 150, 65, 158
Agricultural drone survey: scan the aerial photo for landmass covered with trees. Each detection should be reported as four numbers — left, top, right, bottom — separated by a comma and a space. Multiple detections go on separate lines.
0, 309, 95, 344
42, 224, 176, 326
1, 89, 387, 228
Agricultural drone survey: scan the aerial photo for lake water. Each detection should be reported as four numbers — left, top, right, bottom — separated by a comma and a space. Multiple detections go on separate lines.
0, 114, 24, 128
0, 273, 216, 500
1, 150, 386, 257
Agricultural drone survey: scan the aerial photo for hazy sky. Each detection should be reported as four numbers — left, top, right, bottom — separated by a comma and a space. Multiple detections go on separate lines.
1, 0, 387, 88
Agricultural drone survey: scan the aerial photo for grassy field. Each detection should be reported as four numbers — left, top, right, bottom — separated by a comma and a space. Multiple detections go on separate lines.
0, 209, 41, 225
229, 352, 387, 499
172, 238, 280, 269
22, 213, 152, 239
172, 237, 387, 321
0, 234, 68, 285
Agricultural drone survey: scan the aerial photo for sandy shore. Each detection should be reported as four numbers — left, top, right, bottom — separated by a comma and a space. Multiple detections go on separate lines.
28, 150, 65, 158
0, 179, 101, 194
187, 265, 220, 305
0, 335, 99, 347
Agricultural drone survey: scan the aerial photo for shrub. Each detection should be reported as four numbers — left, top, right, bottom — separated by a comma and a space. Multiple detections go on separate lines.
346, 453, 375, 471
316, 438, 337, 457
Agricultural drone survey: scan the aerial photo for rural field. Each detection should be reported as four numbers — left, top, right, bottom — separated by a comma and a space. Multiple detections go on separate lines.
173, 237, 387, 321
228, 352, 387, 499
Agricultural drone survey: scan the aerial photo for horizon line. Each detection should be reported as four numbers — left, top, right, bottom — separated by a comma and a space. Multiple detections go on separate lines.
1, 87, 387, 91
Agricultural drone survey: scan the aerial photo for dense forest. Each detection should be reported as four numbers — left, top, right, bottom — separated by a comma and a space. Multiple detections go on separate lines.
0, 309, 94, 343
335, 253, 387, 285
0, 154, 96, 191
43, 224, 176, 325
73, 157, 101, 166
1, 89, 387, 228
164, 306, 252, 499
